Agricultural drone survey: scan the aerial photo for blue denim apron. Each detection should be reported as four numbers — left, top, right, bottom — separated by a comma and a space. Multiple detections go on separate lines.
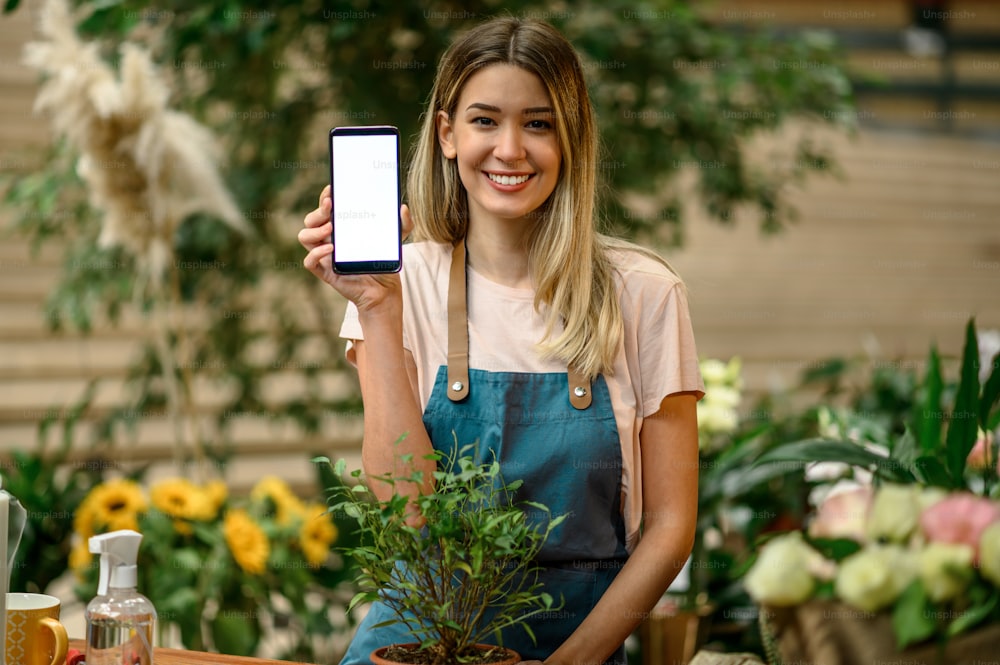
339, 241, 629, 665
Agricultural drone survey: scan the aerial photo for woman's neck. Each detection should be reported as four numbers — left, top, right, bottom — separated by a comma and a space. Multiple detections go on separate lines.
465, 219, 532, 289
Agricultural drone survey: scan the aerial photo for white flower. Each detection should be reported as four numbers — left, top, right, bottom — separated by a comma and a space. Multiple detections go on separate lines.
835, 545, 916, 612
744, 533, 823, 606
697, 400, 739, 436
866, 484, 920, 543
980, 523, 1000, 587
699, 359, 730, 385
919, 543, 974, 602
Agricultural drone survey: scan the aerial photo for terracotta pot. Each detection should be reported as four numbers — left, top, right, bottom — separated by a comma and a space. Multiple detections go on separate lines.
371, 643, 521, 665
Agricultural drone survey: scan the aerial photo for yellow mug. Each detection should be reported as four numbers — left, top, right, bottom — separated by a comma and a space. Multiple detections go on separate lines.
5, 593, 69, 665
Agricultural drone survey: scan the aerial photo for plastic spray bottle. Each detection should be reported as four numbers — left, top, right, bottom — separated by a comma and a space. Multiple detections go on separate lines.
85, 529, 156, 665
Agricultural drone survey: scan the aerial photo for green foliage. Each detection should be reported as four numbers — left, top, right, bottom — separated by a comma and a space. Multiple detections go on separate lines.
317, 441, 564, 661
755, 319, 1000, 496
1, 388, 106, 594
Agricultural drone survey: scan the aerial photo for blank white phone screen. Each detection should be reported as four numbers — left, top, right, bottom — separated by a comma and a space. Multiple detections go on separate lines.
332, 133, 399, 263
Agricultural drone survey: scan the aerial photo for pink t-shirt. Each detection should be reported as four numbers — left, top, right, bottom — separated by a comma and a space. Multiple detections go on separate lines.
340, 240, 704, 551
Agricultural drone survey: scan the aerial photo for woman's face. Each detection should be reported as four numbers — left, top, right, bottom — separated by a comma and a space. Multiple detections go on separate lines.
436, 64, 562, 230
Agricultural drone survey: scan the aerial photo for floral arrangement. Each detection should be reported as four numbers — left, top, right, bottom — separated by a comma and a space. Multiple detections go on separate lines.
70, 474, 348, 659
747, 319, 1000, 650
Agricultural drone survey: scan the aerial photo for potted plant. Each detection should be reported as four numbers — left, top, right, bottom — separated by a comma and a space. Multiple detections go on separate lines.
316, 442, 564, 665
745, 318, 1000, 664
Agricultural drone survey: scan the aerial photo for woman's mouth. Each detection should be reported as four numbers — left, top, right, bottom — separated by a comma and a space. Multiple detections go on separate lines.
486, 172, 532, 186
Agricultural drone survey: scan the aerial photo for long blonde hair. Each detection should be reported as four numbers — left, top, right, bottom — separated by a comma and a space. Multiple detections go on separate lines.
408, 16, 672, 379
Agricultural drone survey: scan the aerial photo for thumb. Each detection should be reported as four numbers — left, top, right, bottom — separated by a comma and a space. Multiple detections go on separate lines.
400, 203, 414, 242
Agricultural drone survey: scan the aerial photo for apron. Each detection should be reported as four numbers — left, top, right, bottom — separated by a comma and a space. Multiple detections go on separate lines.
340, 240, 629, 665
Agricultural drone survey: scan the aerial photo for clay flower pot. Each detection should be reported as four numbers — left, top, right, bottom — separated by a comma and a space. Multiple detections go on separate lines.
371, 643, 521, 665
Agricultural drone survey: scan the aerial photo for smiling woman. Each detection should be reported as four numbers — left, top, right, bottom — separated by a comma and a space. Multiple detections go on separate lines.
299, 15, 704, 665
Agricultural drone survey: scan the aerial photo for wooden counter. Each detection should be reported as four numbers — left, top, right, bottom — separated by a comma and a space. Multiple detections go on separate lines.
68, 640, 317, 665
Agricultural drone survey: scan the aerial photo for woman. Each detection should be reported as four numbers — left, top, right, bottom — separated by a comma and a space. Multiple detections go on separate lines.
300, 16, 703, 665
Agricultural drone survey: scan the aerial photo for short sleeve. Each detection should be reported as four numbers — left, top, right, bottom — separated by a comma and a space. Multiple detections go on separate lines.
637, 282, 704, 417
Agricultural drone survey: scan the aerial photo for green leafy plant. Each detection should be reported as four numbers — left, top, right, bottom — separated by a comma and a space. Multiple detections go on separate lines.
316, 442, 565, 665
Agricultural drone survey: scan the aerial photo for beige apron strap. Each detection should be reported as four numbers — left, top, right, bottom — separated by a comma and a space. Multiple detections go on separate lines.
447, 236, 592, 409
447, 238, 470, 401
568, 367, 592, 410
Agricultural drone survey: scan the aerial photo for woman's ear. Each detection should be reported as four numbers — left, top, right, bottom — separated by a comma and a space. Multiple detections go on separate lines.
436, 110, 457, 159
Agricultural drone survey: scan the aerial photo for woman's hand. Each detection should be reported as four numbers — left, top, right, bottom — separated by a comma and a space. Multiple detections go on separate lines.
298, 184, 413, 313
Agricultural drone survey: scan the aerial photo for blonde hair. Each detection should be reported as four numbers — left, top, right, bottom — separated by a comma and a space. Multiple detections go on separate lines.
408, 16, 674, 379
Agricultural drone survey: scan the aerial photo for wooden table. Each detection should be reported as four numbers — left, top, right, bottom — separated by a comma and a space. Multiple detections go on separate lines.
69, 640, 317, 665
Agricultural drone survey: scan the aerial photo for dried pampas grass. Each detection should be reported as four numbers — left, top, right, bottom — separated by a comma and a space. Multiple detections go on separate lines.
23, 0, 249, 281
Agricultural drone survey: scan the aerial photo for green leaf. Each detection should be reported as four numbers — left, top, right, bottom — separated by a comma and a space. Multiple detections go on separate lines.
913, 455, 952, 488
918, 344, 944, 453
980, 350, 1000, 431
211, 605, 261, 656
945, 590, 997, 637
3, 0, 20, 13
891, 581, 936, 649
753, 438, 914, 483
945, 319, 981, 484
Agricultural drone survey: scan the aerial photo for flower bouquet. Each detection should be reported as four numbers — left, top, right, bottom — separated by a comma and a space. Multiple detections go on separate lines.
70, 474, 350, 659
746, 319, 1000, 664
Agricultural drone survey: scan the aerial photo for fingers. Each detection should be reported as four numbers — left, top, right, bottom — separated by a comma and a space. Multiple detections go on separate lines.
317, 184, 330, 207
400, 203, 414, 242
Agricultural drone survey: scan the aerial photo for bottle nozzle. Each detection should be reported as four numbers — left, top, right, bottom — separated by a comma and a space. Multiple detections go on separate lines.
89, 529, 142, 595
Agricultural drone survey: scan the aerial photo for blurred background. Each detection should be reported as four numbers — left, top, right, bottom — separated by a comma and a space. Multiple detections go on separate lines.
1, 0, 998, 662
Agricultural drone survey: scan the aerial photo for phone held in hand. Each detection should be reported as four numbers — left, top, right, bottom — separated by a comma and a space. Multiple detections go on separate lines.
328, 125, 403, 274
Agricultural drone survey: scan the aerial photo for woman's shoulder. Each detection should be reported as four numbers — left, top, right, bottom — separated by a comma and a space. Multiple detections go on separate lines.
603, 241, 684, 294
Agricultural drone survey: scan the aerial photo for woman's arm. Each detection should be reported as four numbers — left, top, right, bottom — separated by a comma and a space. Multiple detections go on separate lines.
541, 391, 700, 665
299, 186, 435, 500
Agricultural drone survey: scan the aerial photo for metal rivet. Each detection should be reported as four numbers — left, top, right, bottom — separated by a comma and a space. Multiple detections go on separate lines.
573, 386, 587, 397
451, 381, 464, 392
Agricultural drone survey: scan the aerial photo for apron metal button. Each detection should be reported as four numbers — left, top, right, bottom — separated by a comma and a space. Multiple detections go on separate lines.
451, 381, 464, 392
573, 386, 587, 397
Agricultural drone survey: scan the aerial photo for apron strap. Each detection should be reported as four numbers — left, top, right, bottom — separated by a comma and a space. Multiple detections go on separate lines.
447, 238, 470, 401
446, 237, 591, 410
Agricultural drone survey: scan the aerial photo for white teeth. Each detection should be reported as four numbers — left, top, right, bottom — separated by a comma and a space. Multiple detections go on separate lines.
488, 173, 530, 185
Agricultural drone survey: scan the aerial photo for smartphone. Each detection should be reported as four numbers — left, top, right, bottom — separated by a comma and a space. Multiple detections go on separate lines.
329, 125, 402, 274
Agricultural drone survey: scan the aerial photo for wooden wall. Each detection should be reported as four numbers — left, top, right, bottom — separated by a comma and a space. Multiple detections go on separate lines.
1, 1, 999, 492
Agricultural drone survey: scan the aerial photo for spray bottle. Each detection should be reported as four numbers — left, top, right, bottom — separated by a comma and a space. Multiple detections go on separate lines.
85, 529, 156, 665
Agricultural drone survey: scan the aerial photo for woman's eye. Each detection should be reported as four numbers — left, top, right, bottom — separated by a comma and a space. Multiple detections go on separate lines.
472, 117, 495, 126
527, 119, 552, 130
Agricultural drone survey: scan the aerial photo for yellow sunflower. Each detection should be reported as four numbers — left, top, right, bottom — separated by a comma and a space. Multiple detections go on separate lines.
76, 478, 148, 535
68, 538, 93, 576
150, 478, 216, 523
299, 503, 338, 567
250, 476, 305, 525
203, 479, 228, 516
223, 508, 270, 575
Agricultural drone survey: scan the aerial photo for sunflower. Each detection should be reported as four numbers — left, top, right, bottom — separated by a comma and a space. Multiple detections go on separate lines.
299, 503, 338, 567
250, 476, 305, 525
150, 478, 216, 523
203, 479, 228, 516
76, 478, 148, 535
68, 538, 93, 576
223, 508, 270, 575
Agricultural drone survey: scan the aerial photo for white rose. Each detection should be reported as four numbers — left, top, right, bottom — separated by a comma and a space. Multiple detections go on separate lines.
835, 545, 915, 612
745, 533, 821, 606
919, 542, 974, 603
699, 358, 729, 385
980, 522, 1000, 587
866, 484, 920, 543
697, 400, 738, 436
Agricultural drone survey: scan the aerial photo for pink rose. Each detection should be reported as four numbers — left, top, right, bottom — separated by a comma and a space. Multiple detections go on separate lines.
809, 485, 873, 542
920, 493, 1000, 562
966, 431, 994, 470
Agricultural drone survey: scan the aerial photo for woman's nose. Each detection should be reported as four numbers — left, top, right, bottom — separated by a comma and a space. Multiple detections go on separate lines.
493, 126, 526, 165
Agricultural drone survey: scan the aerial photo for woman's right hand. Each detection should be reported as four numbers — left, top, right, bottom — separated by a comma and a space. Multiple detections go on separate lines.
298, 185, 412, 314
